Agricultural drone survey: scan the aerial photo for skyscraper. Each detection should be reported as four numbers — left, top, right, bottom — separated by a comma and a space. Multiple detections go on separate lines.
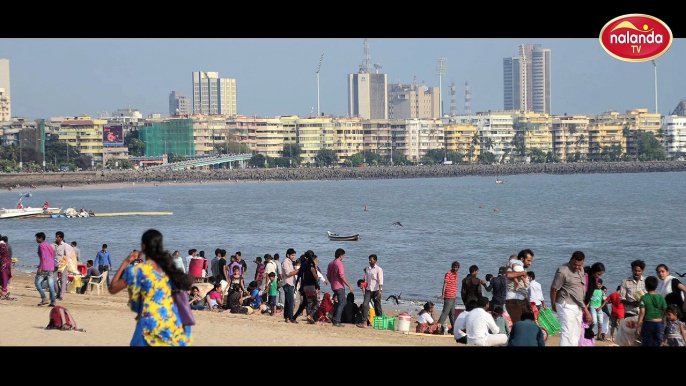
169, 91, 190, 116
348, 39, 388, 120
503, 44, 551, 114
0, 58, 11, 121
192, 71, 237, 116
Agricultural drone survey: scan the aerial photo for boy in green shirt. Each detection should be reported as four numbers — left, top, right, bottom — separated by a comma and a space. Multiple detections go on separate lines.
637, 275, 668, 346
266, 272, 278, 316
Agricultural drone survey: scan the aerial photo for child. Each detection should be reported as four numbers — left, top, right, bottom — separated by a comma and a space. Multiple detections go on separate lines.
265, 272, 278, 316
589, 278, 605, 339
357, 278, 367, 296
637, 275, 668, 346
506, 254, 527, 289
492, 305, 510, 339
663, 304, 686, 347
248, 281, 262, 310
253, 256, 265, 291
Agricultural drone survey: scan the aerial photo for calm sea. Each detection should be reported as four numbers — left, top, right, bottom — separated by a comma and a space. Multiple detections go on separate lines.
4, 171, 685, 309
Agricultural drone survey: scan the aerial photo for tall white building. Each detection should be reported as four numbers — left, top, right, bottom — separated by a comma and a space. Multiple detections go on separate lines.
0, 59, 11, 122
664, 115, 686, 157
348, 39, 388, 120
169, 91, 190, 116
192, 71, 237, 116
503, 44, 551, 115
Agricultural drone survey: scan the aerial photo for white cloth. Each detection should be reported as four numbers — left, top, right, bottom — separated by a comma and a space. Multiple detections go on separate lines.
417, 312, 434, 324
454, 311, 469, 340
657, 275, 675, 297
456, 307, 507, 346
173, 256, 186, 273
556, 299, 583, 346
528, 279, 544, 306
265, 260, 277, 277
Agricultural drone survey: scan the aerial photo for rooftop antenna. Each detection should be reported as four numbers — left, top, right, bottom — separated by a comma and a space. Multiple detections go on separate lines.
436, 57, 447, 117
449, 81, 457, 116
464, 81, 471, 117
373, 63, 383, 74
360, 38, 372, 74
316, 53, 324, 116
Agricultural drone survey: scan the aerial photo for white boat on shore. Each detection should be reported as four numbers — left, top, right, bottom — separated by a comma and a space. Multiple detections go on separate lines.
0, 207, 63, 219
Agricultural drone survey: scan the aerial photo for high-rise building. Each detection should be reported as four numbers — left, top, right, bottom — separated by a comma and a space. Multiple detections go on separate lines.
0, 58, 11, 122
169, 91, 190, 116
388, 79, 440, 119
503, 44, 551, 114
348, 39, 388, 120
192, 71, 237, 116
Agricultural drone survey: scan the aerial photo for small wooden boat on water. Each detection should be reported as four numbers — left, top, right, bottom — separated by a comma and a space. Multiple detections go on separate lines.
327, 231, 360, 241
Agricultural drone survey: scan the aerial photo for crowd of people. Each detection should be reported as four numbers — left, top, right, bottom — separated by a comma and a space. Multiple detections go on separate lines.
434, 249, 686, 347
5, 228, 686, 347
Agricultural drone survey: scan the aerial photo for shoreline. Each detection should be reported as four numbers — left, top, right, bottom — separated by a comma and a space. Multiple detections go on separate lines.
1, 161, 685, 191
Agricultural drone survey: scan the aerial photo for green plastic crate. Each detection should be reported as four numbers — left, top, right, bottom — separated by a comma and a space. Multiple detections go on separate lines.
537, 308, 561, 336
373, 315, 396, 330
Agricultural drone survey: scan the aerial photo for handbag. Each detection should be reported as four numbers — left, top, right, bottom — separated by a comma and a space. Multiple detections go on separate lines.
170, 280, 196, 327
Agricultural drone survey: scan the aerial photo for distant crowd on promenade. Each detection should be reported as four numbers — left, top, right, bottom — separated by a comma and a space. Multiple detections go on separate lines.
1, 228, 685, 347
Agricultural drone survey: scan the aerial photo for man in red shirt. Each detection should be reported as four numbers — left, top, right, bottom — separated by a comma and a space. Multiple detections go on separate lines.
438, 261, 460, 332
600, 285, 625, 343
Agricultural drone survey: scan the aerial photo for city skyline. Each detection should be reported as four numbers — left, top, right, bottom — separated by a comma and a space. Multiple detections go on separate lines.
1, 37, 684, 121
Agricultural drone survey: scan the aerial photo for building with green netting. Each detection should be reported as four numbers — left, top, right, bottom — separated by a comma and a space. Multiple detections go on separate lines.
139, 118, 195, 157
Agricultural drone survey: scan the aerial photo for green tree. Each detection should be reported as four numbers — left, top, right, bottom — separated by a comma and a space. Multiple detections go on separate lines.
75, 154, 93, 170
478, 151, 496, 164
127, 138, 146, 157
105, 158, 134, 169
315, 148, 338, 167
530, 148, 547, 163
389, 150, 409, 165
248, 153, 267, 168
167, 153, 187, 163
636, 131, 667, 161
45, 142, 79, 165
345, 152, 365, 167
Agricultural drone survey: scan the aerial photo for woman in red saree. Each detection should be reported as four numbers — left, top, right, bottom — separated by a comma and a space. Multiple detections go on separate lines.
318, 292, 334, 322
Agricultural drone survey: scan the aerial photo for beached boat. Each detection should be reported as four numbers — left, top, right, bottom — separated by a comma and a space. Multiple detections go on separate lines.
327, 231, 360, 241
0, 207, 63, 219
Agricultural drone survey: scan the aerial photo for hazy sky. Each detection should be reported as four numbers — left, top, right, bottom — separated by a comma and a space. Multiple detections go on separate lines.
1, 37, 684, 120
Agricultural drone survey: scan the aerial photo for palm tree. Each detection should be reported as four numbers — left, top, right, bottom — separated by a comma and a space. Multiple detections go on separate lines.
470, 132, 480, 164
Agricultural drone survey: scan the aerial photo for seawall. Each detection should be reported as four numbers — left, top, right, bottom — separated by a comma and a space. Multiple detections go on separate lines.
1, 161, 685, 188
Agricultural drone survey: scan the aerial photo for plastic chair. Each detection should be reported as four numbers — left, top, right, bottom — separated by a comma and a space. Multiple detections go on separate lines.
86, 271, 108, 295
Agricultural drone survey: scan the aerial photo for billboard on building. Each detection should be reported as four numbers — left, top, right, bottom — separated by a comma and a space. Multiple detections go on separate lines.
103, 125, 124, 146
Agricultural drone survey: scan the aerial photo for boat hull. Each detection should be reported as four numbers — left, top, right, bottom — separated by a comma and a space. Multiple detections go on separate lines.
327, 231, 360, 241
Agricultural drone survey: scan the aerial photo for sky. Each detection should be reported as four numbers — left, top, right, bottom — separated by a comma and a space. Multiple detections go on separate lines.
1, 35, 684, 121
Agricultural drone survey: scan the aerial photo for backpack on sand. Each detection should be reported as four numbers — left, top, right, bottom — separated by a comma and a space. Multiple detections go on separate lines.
46, 305, 78, 331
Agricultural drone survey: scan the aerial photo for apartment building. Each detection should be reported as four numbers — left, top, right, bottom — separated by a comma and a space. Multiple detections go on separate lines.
664, 115, 686, 157
57, 116, 106, 163
333, 117, 364, 164
551, 115, 590, 162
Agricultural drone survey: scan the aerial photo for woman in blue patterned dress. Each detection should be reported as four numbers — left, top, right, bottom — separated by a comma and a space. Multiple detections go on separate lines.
109, 229, 194, 346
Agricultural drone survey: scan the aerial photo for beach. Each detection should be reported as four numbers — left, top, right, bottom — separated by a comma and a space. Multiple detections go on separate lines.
0, 272, 616, 347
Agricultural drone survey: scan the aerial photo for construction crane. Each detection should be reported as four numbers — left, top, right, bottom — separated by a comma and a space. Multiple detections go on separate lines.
316, 53, 324, 116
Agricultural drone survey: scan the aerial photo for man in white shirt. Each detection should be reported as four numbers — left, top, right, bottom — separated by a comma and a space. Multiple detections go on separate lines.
360, 254, 383, 328
184, 249, 197, 272
172, 250, 186, 273
527, 271, 546, 311
455, 297, 508, 346
453, 301, 475, 344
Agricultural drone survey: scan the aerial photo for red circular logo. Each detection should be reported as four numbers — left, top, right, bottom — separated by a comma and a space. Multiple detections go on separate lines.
599, 14, 673, 62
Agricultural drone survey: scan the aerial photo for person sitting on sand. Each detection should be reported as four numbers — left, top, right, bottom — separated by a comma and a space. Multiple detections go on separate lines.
189, 286, 206, 311
416, 302, 441, 334
317, 292, 334, 322
341, 292, 361, 325
205, 283, 224, 311
227, 284, 252, 314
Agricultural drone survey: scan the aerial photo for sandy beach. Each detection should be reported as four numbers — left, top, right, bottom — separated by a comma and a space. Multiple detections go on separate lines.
0, 272, 619, 347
